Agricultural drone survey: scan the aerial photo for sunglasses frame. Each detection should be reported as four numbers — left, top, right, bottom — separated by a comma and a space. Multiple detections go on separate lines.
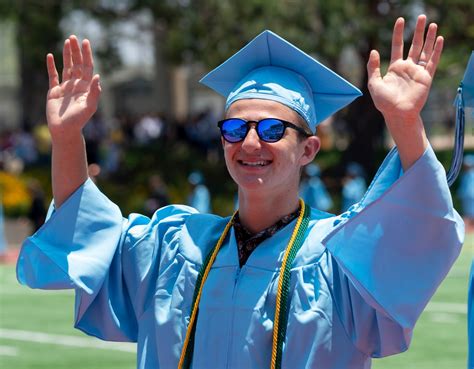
217, 118, 311, 143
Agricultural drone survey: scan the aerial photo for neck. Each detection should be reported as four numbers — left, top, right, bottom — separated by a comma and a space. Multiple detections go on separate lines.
237, 188, 300, 233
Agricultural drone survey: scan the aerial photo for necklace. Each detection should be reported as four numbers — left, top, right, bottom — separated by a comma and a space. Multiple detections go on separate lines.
178, 199, 310, 369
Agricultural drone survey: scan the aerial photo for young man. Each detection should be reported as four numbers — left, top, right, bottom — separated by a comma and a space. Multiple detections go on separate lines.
17, 15, 464, 369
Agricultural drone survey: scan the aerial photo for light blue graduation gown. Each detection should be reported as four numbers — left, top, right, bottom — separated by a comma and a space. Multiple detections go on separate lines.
17, 146, 464, 369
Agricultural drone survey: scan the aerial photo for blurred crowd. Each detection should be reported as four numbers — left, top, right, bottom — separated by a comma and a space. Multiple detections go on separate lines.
0, 107, 222, 176
1, 110, 473, 245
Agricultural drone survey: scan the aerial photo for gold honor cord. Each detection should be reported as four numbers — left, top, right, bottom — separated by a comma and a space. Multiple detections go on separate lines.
271, 200, 309, 369
178, 200, 310, 369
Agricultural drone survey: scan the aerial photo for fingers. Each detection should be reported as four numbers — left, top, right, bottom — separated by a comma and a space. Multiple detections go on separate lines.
62, 39, 72, 81
421, 23, 438, 59
407, 15, 427, 62
409, 15, 443, 76
60, 35, 94, 83
389, 14, 443, 75
69, 35, 83, 79
367, 49, 382, 83
426, 36, 444, 77
82, 39, 94, 81
86, 74, 102, 108
416, 22, 438, 69
409, 15, 438, 67
46, 53, 59, 89
390, 17, 405, 64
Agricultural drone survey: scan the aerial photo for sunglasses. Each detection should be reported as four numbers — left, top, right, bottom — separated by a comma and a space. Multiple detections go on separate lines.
218, 118, 311, 143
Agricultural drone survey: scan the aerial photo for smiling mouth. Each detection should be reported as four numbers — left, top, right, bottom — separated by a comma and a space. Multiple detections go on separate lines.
238, 160, 272, 167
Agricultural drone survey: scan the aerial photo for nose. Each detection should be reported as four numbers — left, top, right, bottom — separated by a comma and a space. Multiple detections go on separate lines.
241, 125, 262, 152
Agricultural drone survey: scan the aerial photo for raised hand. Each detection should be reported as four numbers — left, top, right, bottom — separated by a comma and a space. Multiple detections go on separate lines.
367, 15, 443, 124
46, 35, 101, 140
367, 15, 443, 169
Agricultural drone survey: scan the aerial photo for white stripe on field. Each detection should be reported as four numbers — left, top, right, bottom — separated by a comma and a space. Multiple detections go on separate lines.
428, 313, 460, 324
0, 329, 136, 353
0, 345, 19, 356
425, 302, 466, 314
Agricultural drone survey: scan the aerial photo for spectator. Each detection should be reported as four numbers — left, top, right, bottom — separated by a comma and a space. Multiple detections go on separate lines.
187, 171, 211, 213
341, 162, 367, 212
458, 154, 474, 231
300, 163, 333, 212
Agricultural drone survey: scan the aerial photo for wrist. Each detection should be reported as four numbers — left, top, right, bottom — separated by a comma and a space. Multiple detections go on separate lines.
50, 130, 85, 149
382, 113, 423, 129
383, 115, 428, 170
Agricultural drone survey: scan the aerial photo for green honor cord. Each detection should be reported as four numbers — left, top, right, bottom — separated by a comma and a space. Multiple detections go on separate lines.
178, 199, 310, 369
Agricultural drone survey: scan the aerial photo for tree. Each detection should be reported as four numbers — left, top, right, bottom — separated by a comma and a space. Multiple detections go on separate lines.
2, 0, 472, 175
0, 0, 66, 129
191, 0, 473, 177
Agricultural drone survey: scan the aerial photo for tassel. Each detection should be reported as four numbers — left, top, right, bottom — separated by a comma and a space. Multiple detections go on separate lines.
446, 85, 466, 186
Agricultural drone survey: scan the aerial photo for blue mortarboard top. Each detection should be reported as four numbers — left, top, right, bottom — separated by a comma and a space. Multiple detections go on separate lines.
200, 30, 362, 133
448, 51, 474, 186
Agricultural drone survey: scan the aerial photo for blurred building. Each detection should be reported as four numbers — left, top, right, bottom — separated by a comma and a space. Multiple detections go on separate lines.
0, 14, 470, 151
0, 21, 20, 131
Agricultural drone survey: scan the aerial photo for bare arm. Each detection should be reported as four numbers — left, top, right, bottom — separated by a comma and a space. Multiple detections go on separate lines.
367, 15, 443, 170
46, 36, 101, 207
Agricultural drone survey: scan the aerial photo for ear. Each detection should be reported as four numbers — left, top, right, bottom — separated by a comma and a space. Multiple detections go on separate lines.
299, 136, 321, 166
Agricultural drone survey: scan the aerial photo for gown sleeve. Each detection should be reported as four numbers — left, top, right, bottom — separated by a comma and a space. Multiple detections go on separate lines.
16, 178, 195, 342
323, 145, 464, 357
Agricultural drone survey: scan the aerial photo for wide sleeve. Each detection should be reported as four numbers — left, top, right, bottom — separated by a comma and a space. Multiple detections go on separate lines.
16, 178, 194, 342
324, 145, 464, 357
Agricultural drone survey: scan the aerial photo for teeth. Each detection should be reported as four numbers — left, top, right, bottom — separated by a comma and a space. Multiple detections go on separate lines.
241, 161, 268, 166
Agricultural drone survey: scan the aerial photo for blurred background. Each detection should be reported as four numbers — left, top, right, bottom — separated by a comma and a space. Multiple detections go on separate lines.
0, 0, 473, 368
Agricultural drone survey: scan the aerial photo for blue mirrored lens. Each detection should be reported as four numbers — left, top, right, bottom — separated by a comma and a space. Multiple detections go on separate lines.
258, 119, 285, 142
221, 119, 248, 142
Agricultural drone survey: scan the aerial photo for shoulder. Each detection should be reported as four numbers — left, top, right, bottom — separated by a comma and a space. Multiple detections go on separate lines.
124, 206, 230, 265
124, 204, 199, 241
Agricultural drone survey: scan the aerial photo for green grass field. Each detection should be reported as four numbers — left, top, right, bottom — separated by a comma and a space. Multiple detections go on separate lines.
1, 234, 472, 369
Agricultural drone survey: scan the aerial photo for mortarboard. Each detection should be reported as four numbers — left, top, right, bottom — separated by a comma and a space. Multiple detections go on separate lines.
448, 51, 474, 186
200, 30, 362, 133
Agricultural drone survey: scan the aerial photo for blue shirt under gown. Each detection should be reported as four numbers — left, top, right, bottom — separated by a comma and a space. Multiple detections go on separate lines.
16, 145, 464, 369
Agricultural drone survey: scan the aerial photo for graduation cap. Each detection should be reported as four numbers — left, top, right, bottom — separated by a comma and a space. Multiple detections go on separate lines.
447, 51, 474, 186
200, 30, 362, 133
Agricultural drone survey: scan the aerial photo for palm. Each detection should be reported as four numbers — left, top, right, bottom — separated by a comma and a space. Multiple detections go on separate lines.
47, 79, 96, 128
367, 15, 443, 121
46, 36, 100, 136
370, 60, 432, 118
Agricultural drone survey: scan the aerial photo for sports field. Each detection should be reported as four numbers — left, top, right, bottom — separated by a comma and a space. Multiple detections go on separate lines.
1, 234, 472, 369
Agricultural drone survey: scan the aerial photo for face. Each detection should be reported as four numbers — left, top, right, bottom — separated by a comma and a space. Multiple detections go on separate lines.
222, 99, 320, 196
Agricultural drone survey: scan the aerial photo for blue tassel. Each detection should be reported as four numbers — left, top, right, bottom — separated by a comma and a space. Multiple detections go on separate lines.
446, 85, 466, 186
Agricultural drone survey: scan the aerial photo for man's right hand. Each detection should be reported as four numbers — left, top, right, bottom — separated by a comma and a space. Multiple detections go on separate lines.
46, 35, 101, 141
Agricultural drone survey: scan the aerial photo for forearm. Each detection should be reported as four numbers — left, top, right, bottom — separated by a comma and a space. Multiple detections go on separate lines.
383, 114, 429, 171
51, 133, 89, 208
